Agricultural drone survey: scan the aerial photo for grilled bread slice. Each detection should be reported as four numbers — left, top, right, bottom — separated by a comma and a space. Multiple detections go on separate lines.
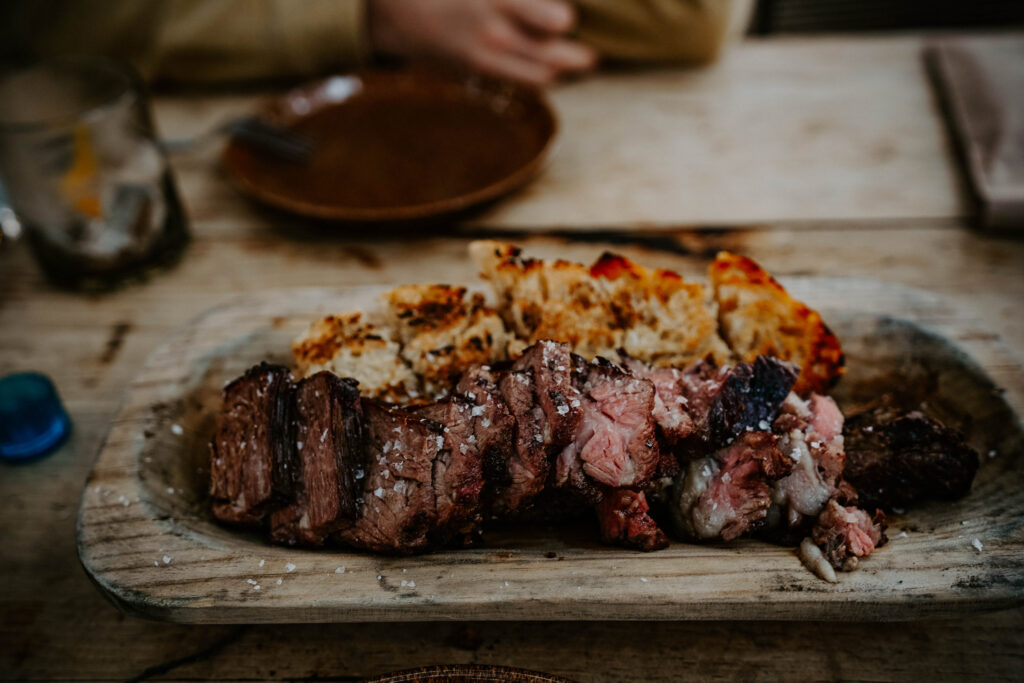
292, 312, 418, 403
382, 284, 512, 398
469, 240, 729, 368
709, 251, 844, 394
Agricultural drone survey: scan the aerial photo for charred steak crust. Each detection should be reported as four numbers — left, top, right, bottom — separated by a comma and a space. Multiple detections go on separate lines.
210, 363, 294, 525
843, 406, 980, 512
704, 356, 799, 449
269, 372, 365, 546
596, 489, 669, 552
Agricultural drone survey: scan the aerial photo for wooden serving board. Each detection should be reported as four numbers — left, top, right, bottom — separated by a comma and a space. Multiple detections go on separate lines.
76, 279, 1024, 623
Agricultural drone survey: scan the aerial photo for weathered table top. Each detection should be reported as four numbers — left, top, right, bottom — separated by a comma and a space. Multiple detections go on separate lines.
2, 33, 1023, 682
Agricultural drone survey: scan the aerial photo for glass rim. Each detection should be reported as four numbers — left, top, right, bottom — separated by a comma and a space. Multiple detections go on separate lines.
0, 54, 141, 133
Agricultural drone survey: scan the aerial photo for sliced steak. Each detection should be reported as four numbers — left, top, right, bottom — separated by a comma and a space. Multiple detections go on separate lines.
269, 372, 365, 545
554, 356, 660, 499
767, 392, 847, 531
671, 431, 793, 541
595, 489, 669, 552
491, 341, 583, 515
210, 363, 293, 525
336, 400, 441, 554
452, 365, 517, 506
810, 500, 886, 571
843, 405, 979, 512
622, 354, 798, 452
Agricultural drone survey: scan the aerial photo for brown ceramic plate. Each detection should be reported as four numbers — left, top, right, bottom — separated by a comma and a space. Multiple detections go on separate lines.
222, 70, 557, 222
364, 665, 576, 683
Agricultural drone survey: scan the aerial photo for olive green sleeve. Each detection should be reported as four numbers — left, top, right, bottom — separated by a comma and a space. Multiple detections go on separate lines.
20, 0, 370, 84
573, 0, 754, 63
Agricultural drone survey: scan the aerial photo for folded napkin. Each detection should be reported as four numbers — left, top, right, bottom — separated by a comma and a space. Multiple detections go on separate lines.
927, 37, 1024, 231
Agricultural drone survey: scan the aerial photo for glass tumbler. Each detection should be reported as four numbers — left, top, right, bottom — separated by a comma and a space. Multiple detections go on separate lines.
0, 56, 188, 290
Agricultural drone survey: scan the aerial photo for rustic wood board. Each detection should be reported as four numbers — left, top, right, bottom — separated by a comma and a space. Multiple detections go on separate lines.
76, 279, 1024, 623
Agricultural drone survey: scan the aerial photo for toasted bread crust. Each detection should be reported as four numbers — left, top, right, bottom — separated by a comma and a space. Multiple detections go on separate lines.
469, 240, 729, 368
709, 251, 844, 394
292, 244, 843, 403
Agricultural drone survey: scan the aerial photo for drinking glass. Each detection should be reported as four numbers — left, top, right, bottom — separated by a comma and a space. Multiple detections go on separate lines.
0, 56, 188, 290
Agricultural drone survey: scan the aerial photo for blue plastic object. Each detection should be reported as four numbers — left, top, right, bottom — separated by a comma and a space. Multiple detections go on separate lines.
0, 372, 71, 462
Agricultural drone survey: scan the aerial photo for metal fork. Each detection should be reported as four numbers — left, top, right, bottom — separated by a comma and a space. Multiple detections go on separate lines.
161, 115, 313, 162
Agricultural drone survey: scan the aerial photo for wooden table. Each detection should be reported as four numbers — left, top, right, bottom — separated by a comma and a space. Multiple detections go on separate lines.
2, 34, 1023, 682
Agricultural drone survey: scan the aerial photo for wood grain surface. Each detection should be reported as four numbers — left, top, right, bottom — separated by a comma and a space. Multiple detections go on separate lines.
156, 34, 970, 230
3, 33, 1024, 682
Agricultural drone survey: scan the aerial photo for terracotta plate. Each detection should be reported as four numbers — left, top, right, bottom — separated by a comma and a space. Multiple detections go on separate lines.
221, 70, 557, 222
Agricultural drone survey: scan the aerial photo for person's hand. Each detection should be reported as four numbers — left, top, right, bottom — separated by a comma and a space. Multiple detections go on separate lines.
368, 0, 597, 85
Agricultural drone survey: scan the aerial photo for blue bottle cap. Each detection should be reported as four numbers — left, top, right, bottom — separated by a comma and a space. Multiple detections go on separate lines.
0, 372, 71, 462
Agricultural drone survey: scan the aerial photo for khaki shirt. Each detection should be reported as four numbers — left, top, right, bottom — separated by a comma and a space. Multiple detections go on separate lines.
6, 0, 752, 84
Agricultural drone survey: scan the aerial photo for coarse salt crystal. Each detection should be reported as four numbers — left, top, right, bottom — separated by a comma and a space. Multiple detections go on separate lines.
253, 585, 261, 590
247, 579, 257, 584
320, 428, 328, 443
971, 538, 983, 552
154, 561, 159, 566
171, 424, 183, 436
296, 441, 304, 451
534, 434, 543, 443
408, 581, 415, 588
401, 580, 408, 587
285, 563, 296, 572
556, 405, 569, 416
374, 487, 385, 498
336, 567, 345, 573
504, 581, 509, 587
758, 420, 770, 431
377, 575, 382, 580
481, 418, 491, 428
961, 521, 968, 526
640, 577, 648, 583
276, 578, 283, 585
988, 450, 998, 458
258, 559, 265, 567
896, 531, 908, 539
162, 555, 172, 564
471, 406, 484, 417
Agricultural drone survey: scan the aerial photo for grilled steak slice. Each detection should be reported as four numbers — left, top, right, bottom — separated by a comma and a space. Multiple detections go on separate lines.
810, 500, 886, 571
766, 392, 847, 532
412, 395, 492, 545
210, 363, 294, 525
491, 341, 583, 515
671, 431, 793, 541
336, 400, 442, 554
269, 372, 365, 545
595, 489, 669, 551
622, 354, 798, 451
843, 405, 979, 512
453, 365, 517, 504
555, 356, 660, 499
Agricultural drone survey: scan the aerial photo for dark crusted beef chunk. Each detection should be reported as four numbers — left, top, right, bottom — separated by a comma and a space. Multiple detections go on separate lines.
554, 356, 660, 499
269, 372, 365, 545
336, 400, 442, 554
210, 363, 293, 525
595, 489, 669, 551
491, 341, 582, 515
843, 406, 979, 512
671, 431, 793, 541
622, 354, 797, 451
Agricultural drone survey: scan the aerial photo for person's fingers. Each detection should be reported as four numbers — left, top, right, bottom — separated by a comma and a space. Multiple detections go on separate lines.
498, 0, 575, 35
468, 43, 557, 85
529, 37, 597, 72
478, 15, 593, 76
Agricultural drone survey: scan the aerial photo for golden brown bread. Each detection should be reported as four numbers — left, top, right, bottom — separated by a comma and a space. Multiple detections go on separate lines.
382, 284, 512, 398
469, 240, 730, 368
709, 251, 844, 394
292, 243, 843, 402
